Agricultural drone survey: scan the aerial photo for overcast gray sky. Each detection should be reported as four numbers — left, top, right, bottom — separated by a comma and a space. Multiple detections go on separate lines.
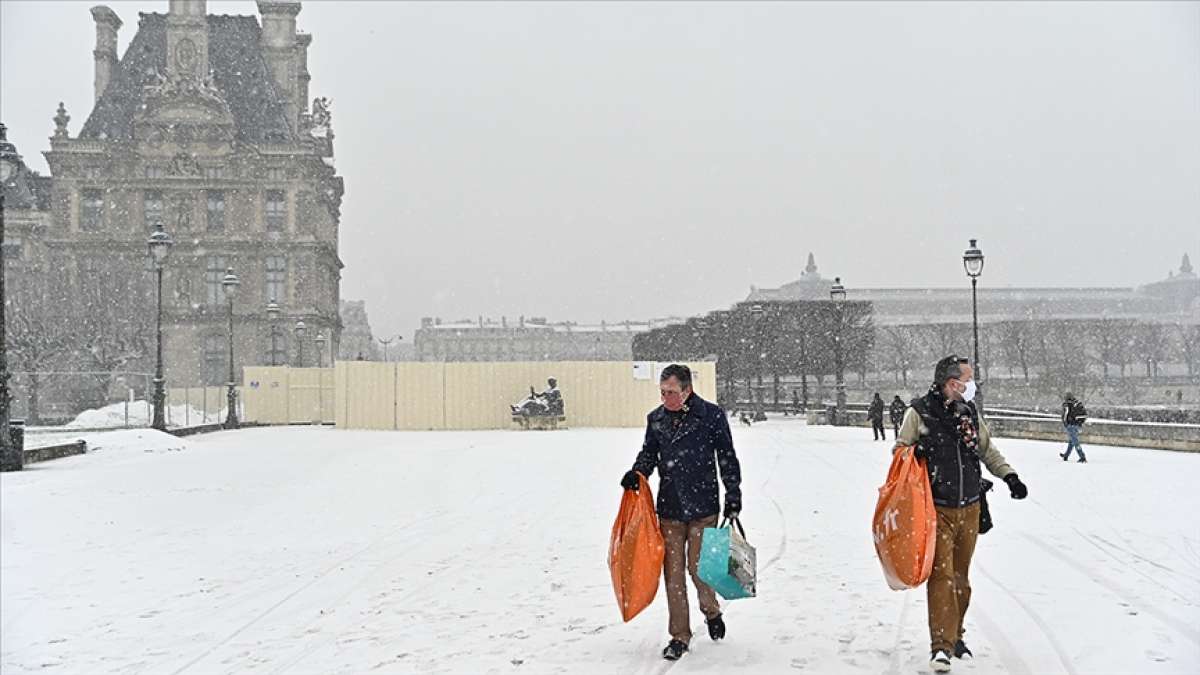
3, 1, 1198, 339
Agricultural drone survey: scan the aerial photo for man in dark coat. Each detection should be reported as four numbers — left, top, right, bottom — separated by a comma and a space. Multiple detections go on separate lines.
869, 392, 887, 440
1060, 393, 1087, 463
895, 355, 1028, 673
889, 395, 907, 438
621, 364, 742, 661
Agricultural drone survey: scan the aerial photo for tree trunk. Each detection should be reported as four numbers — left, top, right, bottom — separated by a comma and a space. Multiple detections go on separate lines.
28, 373, 40, 426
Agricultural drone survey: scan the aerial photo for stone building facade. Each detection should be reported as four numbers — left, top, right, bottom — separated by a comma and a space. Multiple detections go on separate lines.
31, 0, 344, 387
413, 315, 685, 362
746, 253, 1199, 325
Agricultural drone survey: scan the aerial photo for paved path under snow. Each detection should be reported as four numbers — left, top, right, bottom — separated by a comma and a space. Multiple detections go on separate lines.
2, 422, 1198, 674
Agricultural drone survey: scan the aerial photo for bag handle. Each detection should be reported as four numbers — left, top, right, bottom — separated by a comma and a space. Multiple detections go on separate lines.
719, 516, 748, 541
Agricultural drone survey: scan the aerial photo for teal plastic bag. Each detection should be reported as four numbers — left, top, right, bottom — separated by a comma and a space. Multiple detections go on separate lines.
697, 518, 757, 600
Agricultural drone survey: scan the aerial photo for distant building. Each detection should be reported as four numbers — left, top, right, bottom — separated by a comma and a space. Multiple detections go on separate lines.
746, 253, 1199, 325
413, 315, 686, 362
23, 0, 345, 386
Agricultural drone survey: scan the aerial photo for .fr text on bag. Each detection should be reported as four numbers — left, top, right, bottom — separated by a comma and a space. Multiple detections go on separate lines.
608, 472, 665, 622
873, 444, 937, 590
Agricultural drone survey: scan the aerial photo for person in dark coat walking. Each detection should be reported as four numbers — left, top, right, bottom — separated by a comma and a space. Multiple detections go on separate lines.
868, 392, 887, 440
889, 395, 907, 438
621, 364, 742, 661
1060, 393, 1087, 462
895, 355, 1028, 673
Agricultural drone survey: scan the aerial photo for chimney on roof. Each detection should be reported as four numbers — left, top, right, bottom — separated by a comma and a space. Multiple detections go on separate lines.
257, 1, 302, 135
166, 0, 208, 82
90, 6, 122, 103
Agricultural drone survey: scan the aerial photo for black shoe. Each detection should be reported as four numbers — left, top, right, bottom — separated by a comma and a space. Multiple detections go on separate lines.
1078, 457, 1087, 463
953, 639, 973, 659
706, 613, 726, 641
1061, 452, 1069, 461
662, 639, 688, 661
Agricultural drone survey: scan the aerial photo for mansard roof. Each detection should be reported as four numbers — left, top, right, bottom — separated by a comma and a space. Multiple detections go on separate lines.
80, 13, 294, 144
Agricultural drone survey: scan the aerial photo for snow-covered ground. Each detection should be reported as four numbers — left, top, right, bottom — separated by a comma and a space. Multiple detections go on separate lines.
2, 421, 1197, 674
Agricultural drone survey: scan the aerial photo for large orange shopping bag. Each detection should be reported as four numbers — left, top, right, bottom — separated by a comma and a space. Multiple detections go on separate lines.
608, 473, 665, 621
873, 445, 937, 590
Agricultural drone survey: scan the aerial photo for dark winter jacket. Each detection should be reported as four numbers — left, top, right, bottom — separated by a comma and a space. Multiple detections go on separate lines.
889, 397, 907, 424
895, 389, 1014, 508
1062, 398, 1087, 427
868, 397, 885, 422
632, 393, 742, 522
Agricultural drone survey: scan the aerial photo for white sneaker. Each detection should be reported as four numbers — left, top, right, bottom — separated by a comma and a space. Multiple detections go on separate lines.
930, 650, 953, 672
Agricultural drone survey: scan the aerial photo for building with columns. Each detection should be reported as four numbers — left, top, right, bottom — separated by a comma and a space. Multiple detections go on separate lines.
28, 0, 344, 388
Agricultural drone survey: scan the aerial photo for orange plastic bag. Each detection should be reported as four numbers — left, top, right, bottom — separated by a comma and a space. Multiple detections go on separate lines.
608, 472, 665, 622
873, 445, 937, 590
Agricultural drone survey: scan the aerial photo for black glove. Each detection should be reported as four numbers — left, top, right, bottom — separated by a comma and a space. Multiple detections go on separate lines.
912, 443, 933, 460
620, 470, 640, 491
723, 498, 741, 519
1004, 473, 1028, 500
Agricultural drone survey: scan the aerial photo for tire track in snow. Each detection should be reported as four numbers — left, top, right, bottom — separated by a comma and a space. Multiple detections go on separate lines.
882, 590, 911, 675
970, 604, 1035, 675
1019, 532, 1200, 649
975, 561, 1078, 675
168, 507, 458, 675
268, 486, 539, 675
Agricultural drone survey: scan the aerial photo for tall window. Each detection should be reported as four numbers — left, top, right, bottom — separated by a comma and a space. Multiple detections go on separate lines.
265, 255, 287, 304
206, 190, 225, 232
81, 189, 104, 231
204, 334, 226, 386
144, 190, 164, 231
204, 166, 227, 180
265, 190, 287, 232
205, 255, 227, 306
266, 167, 287, 181
145, 166, 165, 179
266, 331, 289, 367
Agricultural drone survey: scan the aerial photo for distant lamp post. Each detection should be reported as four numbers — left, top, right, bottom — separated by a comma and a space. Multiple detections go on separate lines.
830, 277, 848, 423
377, 334, 402, 362
147, 229, 173, 431
221, 268, 240, 429
963, 238, 985, 411
266, 298, 281, 366
294, 319, 306, 367
315, 332, 327, 368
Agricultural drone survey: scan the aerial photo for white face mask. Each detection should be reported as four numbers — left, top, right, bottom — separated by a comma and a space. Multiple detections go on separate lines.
959, 379, 977, 402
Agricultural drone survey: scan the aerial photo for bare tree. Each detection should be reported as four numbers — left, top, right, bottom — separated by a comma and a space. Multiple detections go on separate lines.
1134, 322, 1169, 379
879, 325, 921, 386
6, 288, 73, 424
1171, 322, 1199, 378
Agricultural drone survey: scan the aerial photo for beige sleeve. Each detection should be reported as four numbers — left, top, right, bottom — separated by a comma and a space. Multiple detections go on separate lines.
893, 407, 922, 450
978, 417, 1015, 478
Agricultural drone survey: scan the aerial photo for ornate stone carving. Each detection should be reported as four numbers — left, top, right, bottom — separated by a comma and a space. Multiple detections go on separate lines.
169, 152, 202, 177
53, 102, 70, 140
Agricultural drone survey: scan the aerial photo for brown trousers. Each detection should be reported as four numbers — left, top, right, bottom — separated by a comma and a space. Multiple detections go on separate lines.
660, 515, 721, 642
927, 502, 981, 653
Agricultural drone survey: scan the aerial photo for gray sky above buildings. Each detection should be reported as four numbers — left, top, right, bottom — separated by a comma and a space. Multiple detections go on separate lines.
3, 1, 1198, 340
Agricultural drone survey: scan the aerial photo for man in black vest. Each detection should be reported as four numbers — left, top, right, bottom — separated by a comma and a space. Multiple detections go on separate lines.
621, 364, 742, 661
895, 355, 1028, 673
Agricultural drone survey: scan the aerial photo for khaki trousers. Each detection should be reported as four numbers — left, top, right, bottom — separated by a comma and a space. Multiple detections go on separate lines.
660, 514, 721, 642
927, 502, 981, 653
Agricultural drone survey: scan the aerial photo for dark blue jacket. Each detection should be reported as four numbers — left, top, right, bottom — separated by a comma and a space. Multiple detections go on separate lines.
632, 394, 742, 522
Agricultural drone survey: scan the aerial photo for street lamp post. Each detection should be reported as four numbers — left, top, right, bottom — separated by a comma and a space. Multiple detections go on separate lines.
963, 239, 985, 412
315, 332, 326, 368
147, 230, 173, 431
830, 277, 848, 424
222, 268, 240, 429
377, 334, 402, 362
294, 320, 306, 367
266, 298, 281, 366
